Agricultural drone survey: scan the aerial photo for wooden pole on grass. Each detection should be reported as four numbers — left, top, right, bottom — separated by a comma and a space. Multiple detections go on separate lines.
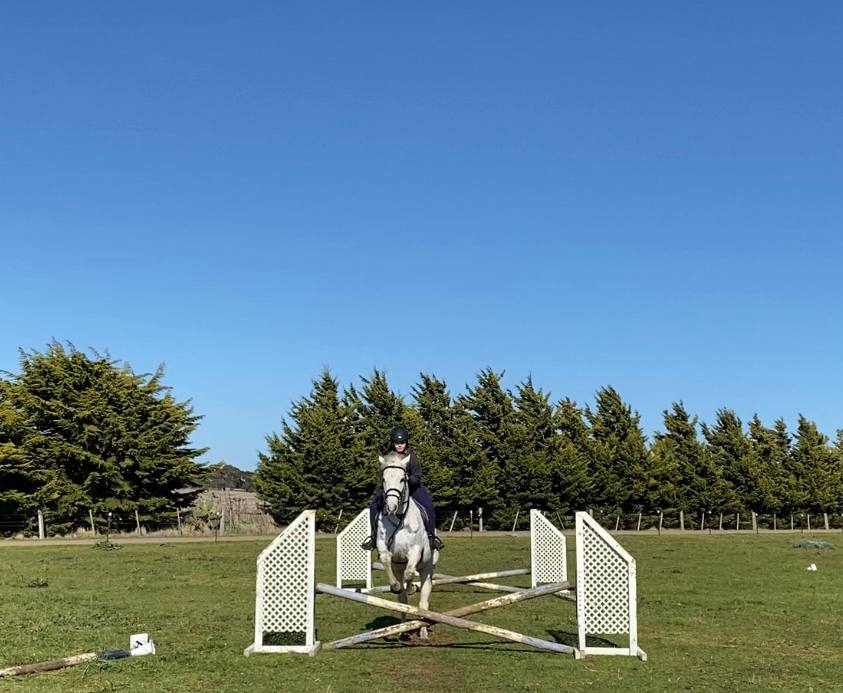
0, 636, 154, 679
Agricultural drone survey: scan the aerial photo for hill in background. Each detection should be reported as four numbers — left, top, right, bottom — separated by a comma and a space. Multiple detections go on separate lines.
203, 463, 255, 491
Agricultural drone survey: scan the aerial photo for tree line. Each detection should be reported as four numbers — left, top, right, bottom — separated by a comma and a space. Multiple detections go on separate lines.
2, 343, 841, 535
255, 368, 843, 530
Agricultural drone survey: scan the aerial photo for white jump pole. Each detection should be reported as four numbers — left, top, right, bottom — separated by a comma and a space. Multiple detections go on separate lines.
317, 582, 575, 655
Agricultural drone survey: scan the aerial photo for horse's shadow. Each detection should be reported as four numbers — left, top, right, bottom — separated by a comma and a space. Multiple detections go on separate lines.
364, 615, 403, 631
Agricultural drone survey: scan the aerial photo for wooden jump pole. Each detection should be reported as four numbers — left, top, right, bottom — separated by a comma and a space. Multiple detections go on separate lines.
0, 635, 155, 679
370, 562, 574, 601
366, 566, 530, 593
318, 581, 574, 653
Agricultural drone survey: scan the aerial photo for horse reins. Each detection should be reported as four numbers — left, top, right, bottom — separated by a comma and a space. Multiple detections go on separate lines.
381, 464, 410, 549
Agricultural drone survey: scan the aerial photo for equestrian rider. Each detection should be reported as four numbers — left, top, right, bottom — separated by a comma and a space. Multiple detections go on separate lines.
361, 425, 445, 551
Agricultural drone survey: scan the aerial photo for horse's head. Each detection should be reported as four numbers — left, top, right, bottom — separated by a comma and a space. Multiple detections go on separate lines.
378, 450, 411, 516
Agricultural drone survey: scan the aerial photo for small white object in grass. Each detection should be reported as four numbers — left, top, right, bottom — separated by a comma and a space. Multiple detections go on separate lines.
806, 563, 817, 572
129, 633, 156, 656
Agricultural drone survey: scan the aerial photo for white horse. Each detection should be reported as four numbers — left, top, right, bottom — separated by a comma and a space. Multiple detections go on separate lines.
376, 450, 439, 639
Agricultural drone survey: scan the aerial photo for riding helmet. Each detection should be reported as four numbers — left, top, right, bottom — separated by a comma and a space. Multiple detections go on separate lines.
389, 425, 409, 444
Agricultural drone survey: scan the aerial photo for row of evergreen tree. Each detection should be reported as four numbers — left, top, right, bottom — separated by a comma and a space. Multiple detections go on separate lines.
255, 368, 843, 529
3, 343, 841, 534
0, 343, 207, 533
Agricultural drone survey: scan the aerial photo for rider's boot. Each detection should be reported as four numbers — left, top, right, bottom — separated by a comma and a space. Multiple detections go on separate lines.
430, 533, 445, 550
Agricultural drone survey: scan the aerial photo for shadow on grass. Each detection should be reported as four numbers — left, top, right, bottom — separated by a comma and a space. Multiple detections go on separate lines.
546, 630, 624, 649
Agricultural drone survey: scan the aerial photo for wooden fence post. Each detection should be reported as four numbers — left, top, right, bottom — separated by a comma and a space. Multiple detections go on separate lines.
448, 511, 458, 534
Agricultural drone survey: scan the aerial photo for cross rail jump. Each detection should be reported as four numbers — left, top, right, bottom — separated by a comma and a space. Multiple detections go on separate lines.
244, 509, 646, 660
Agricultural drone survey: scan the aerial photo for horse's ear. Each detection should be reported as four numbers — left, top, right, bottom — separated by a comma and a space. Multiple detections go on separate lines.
378, 455, 385, 465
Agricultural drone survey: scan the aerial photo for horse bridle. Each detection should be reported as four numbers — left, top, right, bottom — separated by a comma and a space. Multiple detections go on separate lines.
382, 464, 410, 518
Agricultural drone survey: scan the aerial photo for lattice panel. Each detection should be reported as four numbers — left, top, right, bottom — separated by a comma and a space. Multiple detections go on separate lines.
255, 510, 315, 638
337, 509, 371, 588
530, 510, 567, 586
577, 514, 631, 635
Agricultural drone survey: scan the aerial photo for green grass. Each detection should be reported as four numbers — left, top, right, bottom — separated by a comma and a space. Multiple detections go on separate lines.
1, 533, 842, 692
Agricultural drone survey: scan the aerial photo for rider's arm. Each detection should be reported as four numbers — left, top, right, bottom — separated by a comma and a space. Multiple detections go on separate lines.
408, 452, 422, 493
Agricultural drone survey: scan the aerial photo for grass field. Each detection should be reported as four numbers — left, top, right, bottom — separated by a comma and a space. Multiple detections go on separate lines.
1, 531, 841, 692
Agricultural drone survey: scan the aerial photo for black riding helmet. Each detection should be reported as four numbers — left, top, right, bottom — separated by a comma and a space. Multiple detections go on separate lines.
389, 425, 409, 445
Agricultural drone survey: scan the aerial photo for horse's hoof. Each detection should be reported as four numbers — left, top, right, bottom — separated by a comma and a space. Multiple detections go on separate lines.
406, 583, 417, 595
390, 582, 402, 594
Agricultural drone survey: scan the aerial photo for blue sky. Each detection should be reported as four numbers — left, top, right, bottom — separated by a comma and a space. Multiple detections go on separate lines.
2, 3, 842, 469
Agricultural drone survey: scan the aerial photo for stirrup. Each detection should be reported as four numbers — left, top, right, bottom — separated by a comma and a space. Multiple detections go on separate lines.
361, 536, 375, 551
430, 534, 445, 550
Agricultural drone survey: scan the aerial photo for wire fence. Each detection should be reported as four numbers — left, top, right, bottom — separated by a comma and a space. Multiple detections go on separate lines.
4, 502, 843, 540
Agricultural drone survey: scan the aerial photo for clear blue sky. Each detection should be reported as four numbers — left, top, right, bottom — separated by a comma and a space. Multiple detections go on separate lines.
2, 3, 842, 470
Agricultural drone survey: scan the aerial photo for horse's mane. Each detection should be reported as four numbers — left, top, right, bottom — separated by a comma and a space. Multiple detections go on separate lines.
379, 450, 409, 468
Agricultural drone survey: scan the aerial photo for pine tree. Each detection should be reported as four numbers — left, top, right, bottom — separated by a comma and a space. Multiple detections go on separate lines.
0, 378, 39, 531
0, 342, 207, 533
585, 387, 649, 514
747, 415, 791, 514
787, 416, 841, 513
410, 373, 457, 510
505, 377, 556, 519
702, 409, 760, 513
453, 369, 513, 520
653, 402, 731, 515
255, 369, 356, 527
353, 369, 408, 455
552, 398, 592, 512
346, 369, 411, 504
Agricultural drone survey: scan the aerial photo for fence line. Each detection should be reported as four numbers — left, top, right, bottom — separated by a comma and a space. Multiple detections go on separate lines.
3, 505, 843, 539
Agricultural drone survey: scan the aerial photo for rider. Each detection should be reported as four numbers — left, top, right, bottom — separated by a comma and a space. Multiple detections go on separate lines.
361, 425, 445, 551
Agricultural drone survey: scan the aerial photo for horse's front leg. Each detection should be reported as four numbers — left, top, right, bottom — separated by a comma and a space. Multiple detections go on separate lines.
417, 560, 435, 640
402, 545, 422, 596
379, 552, 402, 593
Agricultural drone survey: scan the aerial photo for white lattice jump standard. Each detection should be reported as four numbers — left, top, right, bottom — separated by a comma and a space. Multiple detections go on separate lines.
245, 508, 646, 660
244, 510, 318, 655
